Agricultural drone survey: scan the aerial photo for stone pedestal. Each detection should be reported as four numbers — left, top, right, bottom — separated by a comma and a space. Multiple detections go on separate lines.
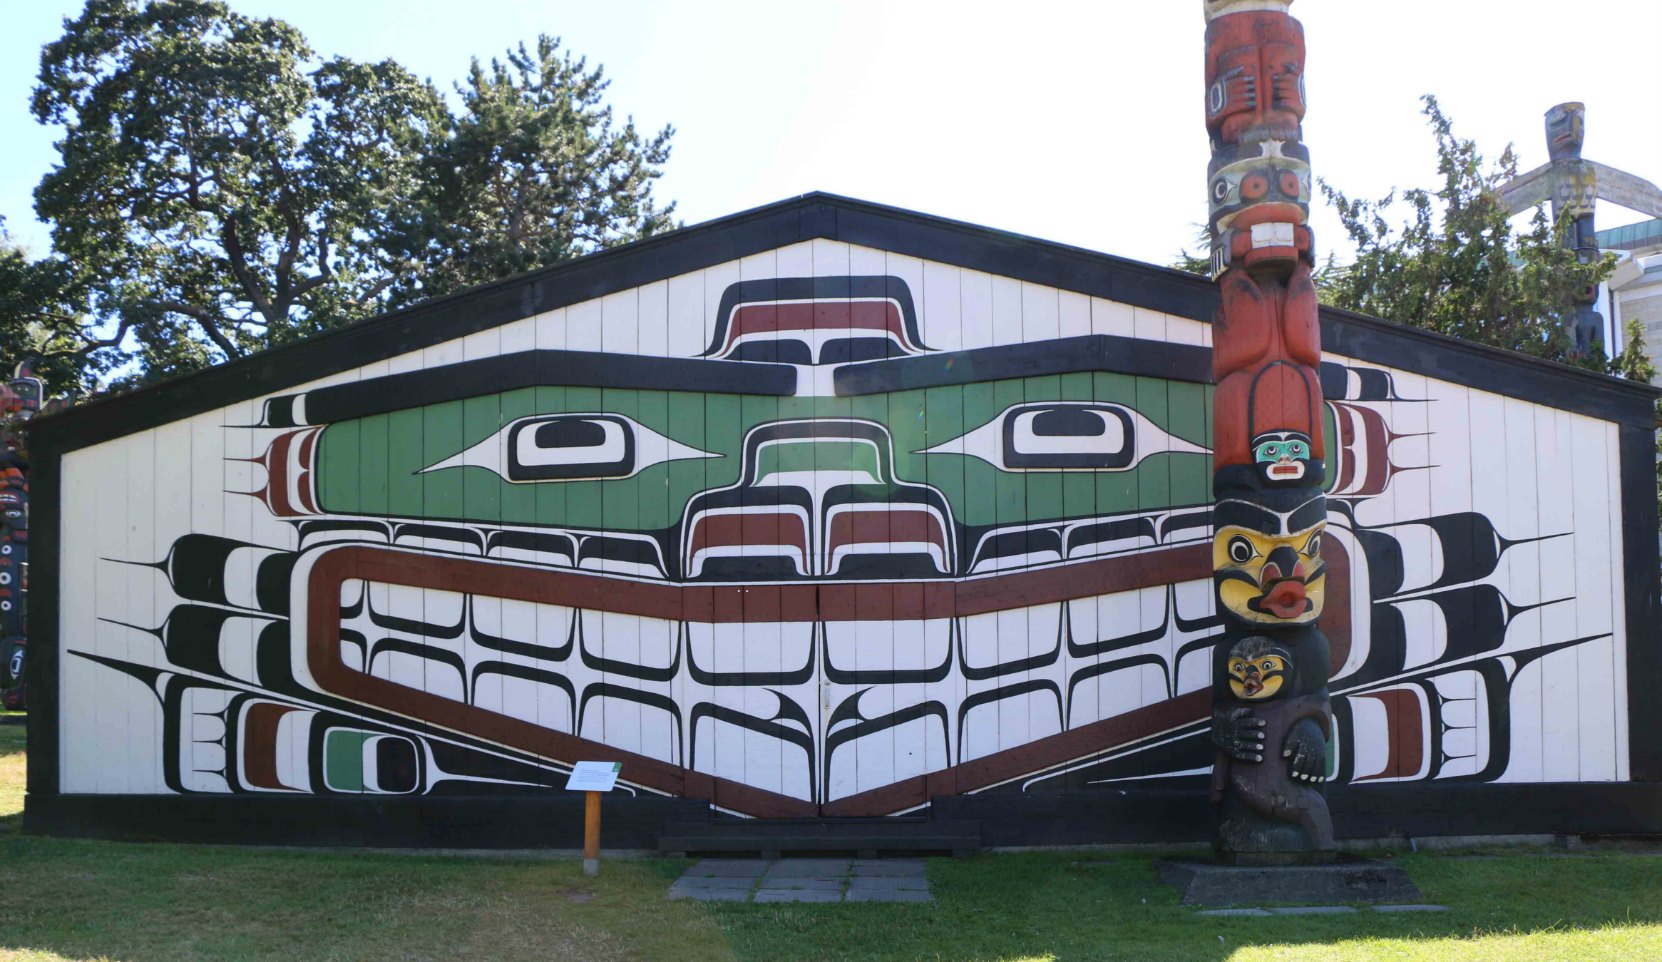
1155, 856, 1422, 906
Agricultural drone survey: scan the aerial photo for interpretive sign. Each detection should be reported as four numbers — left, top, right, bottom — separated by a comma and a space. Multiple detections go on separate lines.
565, 761, 622, 793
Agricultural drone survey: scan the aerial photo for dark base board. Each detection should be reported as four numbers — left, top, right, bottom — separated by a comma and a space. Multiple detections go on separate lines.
24, 792, 709, 849
1155, 856, 1423, 906
931, 782, 1662, 847
25, 782, 1662, 850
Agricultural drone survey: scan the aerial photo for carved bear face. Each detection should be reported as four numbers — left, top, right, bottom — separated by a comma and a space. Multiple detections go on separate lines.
1227, 635, 1294, 700
1213, 493, 1326, 625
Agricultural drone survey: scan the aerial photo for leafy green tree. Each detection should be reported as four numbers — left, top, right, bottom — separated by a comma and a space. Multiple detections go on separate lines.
0, 222, 102, 396
387, 35, 675, 305
1318, 96, 1618, 371
30, 0, 448, 373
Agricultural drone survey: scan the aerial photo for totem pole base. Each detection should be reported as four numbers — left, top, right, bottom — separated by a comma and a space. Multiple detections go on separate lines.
1155, 855, 1422, 907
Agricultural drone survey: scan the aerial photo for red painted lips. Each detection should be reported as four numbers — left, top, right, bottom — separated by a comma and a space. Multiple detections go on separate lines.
1260, 579, 1308, 619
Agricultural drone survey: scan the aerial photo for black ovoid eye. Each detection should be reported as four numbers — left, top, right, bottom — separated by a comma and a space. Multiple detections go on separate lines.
1228, 536, 1255, 564
1305, 532, 1323, 557
1212, 179, 1230, 203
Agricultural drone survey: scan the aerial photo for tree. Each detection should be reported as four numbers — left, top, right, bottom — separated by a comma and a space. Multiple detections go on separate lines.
386, 36, 675, 305
1317, 96, 1619, 372
0, 222, 102, 396
31, 0, 449, 373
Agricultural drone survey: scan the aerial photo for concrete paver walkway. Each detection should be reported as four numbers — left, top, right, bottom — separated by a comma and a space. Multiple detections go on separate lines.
668, 857, 932, 903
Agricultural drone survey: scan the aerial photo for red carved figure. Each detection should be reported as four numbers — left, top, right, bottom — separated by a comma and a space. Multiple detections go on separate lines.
1204, 0, 1312, 272
1204, 2, 1306, 150
1211, 264, 1323, 475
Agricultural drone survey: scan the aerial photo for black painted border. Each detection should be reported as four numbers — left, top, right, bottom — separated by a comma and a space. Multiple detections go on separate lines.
25, 782, 1662, 849
24, 792, 709, 849
270, 349, 796, 426
26, 192, 1659, 457
23, 443, 58, 796
1620, 423, 1662, 780
834, 335, 1211, 395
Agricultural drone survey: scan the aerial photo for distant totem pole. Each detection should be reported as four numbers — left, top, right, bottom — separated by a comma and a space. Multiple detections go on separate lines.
1202, 0, 1335, 864
0, 362, 41, 709
1499, 103, 1662, 356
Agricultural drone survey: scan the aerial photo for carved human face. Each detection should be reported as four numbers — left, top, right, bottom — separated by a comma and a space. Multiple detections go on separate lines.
1213, 494, 1326, 625
1251, 431, 1315, 484
1227, 638, 1292, 700
1207, 141, 1311, 237
1545, 102, 1585, 162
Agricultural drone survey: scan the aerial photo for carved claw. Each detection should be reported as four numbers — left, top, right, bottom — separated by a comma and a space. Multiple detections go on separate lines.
1282, 719, 1327, 784
1213, 707, 1268, 763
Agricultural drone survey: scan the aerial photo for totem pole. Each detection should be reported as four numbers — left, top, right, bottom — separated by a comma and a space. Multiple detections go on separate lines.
1499, 103, 1662, 356
1202, 0, 1335, 865
0, 362, 40, 709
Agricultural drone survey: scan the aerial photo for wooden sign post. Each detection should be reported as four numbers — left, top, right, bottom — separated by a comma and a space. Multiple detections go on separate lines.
565, 762, 622, 877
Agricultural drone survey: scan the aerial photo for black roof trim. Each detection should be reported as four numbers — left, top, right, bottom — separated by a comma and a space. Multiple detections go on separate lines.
28, 192, 1661, 453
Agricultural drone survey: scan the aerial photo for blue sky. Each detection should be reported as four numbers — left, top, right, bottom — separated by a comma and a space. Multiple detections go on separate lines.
2, 0, 1660, 269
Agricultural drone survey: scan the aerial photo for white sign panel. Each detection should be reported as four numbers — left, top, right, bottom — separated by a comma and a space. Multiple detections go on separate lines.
565, 761, 622, 792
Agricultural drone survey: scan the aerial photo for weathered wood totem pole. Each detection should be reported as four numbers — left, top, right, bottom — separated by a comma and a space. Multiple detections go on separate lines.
1499, 103, 1662, 356
1202, 0, 1336, 864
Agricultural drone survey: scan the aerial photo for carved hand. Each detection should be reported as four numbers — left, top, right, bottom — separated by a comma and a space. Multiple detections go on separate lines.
1211, 706, 1267, 763
1282, 717, 1327, 783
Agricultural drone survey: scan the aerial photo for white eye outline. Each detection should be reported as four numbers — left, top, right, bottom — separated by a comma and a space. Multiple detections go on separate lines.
920, 401, 1209, 473
421, 412, 718, 483
1227, 535, 1257, 565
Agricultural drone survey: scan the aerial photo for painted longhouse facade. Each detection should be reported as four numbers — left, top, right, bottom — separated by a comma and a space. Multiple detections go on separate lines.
24, 195, 1662, 847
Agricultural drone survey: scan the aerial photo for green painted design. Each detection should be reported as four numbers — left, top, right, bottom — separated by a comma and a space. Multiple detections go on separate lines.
313, 375, 1219, 529
323, 729, 373, 792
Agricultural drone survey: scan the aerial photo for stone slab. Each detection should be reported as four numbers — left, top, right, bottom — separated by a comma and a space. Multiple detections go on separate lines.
846, 889, 934, 903
684, 859, 771, 878
848, 876, 930, 893
759, 877, 845, 892
755, 889, 843, 903
766, 858, 852, 877
1155, 857, 1423, 906
671, 876, 757, 891
1198, 908, 1272, 917
1267, 906, 1359, 915
1373, 904, 1450, 913
851, 859, 928, 877
668, 886, 752, 902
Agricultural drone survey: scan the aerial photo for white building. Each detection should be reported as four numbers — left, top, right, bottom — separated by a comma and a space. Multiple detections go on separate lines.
1602, 218, 1662, 384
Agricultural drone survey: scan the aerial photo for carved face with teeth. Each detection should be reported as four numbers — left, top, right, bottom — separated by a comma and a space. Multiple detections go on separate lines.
1213, 492, 1326, 624
1227, 636, 1292, 700
1206, 140, 1311, 239
1251, 430, 1315, 484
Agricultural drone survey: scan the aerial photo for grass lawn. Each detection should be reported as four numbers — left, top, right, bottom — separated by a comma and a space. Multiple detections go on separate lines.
3, 722, 1661, 961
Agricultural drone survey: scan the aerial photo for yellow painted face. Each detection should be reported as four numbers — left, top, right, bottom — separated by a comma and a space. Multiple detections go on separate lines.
1228, 652, 1288, 700
1213, 496, 1326, 625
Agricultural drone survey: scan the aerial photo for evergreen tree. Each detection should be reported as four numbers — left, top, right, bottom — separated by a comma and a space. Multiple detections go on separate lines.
1318, 96, 1618, 372
386, 35, 675, 305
